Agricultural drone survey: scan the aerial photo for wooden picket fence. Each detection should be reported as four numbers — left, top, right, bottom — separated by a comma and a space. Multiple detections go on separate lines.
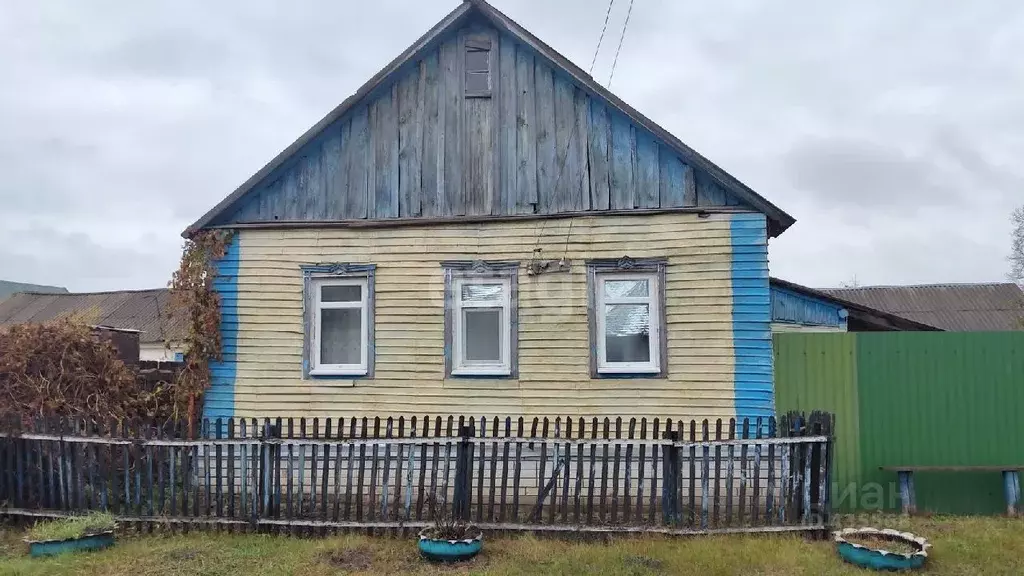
0, 412, 833, 536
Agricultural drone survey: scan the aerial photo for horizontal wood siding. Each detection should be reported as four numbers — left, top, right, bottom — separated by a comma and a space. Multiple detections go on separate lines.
214, 26, 744, 227
227, 213, 755, 421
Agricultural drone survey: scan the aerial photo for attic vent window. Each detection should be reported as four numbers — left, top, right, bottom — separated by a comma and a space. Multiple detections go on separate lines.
465, 34, 491, 97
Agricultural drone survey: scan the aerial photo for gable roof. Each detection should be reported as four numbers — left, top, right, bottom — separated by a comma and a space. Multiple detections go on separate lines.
0, 288, 186, 344
821, 283, 1024, 332
185, 0, 794, 238
770, 277, 942, 332
0, 280, 67, 301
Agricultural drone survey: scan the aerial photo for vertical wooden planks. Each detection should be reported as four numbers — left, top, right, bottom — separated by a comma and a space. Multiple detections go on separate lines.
440, 37, 462, 215
512, 417, 523, 521
515, 48, 538, 213
346, 108, 371, 219
287, 419, 295, 520
588, 100, 611, 210
688, 421, 696, 527
300, 149, 324, 220
536, 418, 548, 522
648, 418, 659, 525
373, 85, 399, 219
416, 416, 429, 520
766, 418, 776, 525
499, 417, 511, 522
369, 418, 381, 522
753, 417, 763, 524
700, 420, 710, 529
610, 113, 635, 209
214, 419, 223, 520
322, 418, 332, 523
552, 75, 576, 212
398, 63, 423, 218
739, 418, 749, 522
380, 418, 392, 521
345, 418, 358, 521
623, 419, 634, 525
586, 417, 597, 524
658, 149, 683, 207
322, 127, 344, 219
713, 419, 722, 526
311, 419, 320, 524
573, 417, 584, 524
420, 52, 441, 217
610, 418, 621, 523
574, 88, 591, 210
726, 418, 736, 526
560, 418, 572, 522
635, 131, 660, 208
489, 416, 499, 522
477, 418, 487, 522
498, 36, 518, 214
428, 417, 441, 517
533, 60, 556, 213
599, 418, 609, 522
356, 417, 367, 522
333, 418, 344, 522
635, 418, 646, 522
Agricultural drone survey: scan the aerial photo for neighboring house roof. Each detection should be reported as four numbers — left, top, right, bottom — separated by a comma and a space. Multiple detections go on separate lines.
0, 280, 67, 301
184, 0, 795, 238
820, 283, 1024, 332
771, 278, 942, 332
0, 288, 186, 344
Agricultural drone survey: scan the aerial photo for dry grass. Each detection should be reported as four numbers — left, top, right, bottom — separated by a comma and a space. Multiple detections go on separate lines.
1, 515, 1023, 575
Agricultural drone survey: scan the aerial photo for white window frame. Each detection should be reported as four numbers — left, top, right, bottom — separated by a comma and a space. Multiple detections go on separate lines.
595, 272, 661, 374
451, 276, 512, 376
310, 277, 369, 376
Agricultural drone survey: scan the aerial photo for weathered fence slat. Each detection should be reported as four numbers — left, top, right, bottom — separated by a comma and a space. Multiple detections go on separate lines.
1, 413, 833, 536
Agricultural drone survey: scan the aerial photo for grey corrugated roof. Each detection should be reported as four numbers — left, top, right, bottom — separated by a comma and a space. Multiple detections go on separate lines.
820, 283, 1024, 332
0, 289, 185, 343
0, 280, 67, 301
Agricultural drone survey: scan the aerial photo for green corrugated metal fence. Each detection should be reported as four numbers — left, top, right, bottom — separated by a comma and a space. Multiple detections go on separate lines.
775, 331, 1024, 514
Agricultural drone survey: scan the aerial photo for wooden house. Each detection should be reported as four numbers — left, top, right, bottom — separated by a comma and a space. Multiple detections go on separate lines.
185, 0, 796, 425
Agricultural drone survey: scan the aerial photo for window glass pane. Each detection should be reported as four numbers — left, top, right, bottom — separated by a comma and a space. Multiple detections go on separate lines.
461, 283, 503, 303
463, 308, 502, 362
320, 308, 361, 364
322, 284, 361, 303
466, 71, 489, 92
604, 279, 649, 299
466, 50, 489, 72
604, 304, 651, 363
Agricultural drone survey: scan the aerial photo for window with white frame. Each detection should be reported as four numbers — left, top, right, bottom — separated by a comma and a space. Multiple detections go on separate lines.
302, 264, 375, 378
588, 258, 667, 377
443, 261, 518, 377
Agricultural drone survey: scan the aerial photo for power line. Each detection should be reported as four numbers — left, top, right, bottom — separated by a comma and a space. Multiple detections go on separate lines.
607, 0, 636, 88
588, 0, 616, 75
533, 0, 619, 262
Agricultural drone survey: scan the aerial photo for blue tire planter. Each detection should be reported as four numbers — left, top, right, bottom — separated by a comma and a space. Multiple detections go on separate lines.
418, 528, 483, 562
26, 531, 115, 558
834, 528, 930, 571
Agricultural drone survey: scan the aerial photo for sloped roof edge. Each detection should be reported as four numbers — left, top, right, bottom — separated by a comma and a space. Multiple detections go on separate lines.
771, 277, 943, 332
183, 0, 795, 238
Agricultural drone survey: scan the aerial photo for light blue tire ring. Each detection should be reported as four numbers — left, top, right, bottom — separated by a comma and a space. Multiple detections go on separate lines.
418, 528, 483, 562
26, 531, 115, 558
834, 528, 930, 571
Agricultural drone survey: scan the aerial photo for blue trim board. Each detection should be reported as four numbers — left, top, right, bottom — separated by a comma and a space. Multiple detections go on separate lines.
203, 234, 240, 423
730, 214, 774, 422
770, 284, 847, 329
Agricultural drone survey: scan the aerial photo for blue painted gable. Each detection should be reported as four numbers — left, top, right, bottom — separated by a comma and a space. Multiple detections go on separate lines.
202, 18, 760, 229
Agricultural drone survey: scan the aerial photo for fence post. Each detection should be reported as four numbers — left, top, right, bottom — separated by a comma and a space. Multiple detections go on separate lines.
453, 425, 473, 521
661, 429, 680, 525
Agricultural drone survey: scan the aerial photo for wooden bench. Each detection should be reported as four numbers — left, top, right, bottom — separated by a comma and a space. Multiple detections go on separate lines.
881, 466, 1023, 516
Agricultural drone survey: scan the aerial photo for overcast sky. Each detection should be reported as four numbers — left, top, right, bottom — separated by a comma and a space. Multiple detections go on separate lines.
1, 0, 1021, 291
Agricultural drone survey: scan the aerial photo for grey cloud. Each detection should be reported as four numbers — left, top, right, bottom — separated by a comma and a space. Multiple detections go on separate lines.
783, 138, 960, 211
0, 0, 1021, 291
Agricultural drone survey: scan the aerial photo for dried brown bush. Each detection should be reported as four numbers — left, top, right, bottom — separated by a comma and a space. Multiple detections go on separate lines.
0, 321, 176, 426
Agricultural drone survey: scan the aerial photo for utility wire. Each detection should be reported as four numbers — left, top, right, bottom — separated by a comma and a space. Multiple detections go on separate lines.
588, 0, 617, 75
534, 0, 621, 261
607, 0, 636, 88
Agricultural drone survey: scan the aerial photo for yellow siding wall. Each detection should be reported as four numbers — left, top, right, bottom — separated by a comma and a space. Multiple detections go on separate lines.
232, 212, 739, 421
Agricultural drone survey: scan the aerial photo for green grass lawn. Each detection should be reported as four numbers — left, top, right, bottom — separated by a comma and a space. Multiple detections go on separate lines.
2, 516, 1023, 575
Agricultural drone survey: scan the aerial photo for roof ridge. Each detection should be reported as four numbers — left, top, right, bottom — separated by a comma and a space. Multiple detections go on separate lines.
824, 282, 1020, 290
16, 287, 170, 297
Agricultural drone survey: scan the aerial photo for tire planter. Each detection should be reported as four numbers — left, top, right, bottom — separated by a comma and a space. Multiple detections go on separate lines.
25, 531, 115, 558
834, 528, 930, 571
418, 527, 483, 562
